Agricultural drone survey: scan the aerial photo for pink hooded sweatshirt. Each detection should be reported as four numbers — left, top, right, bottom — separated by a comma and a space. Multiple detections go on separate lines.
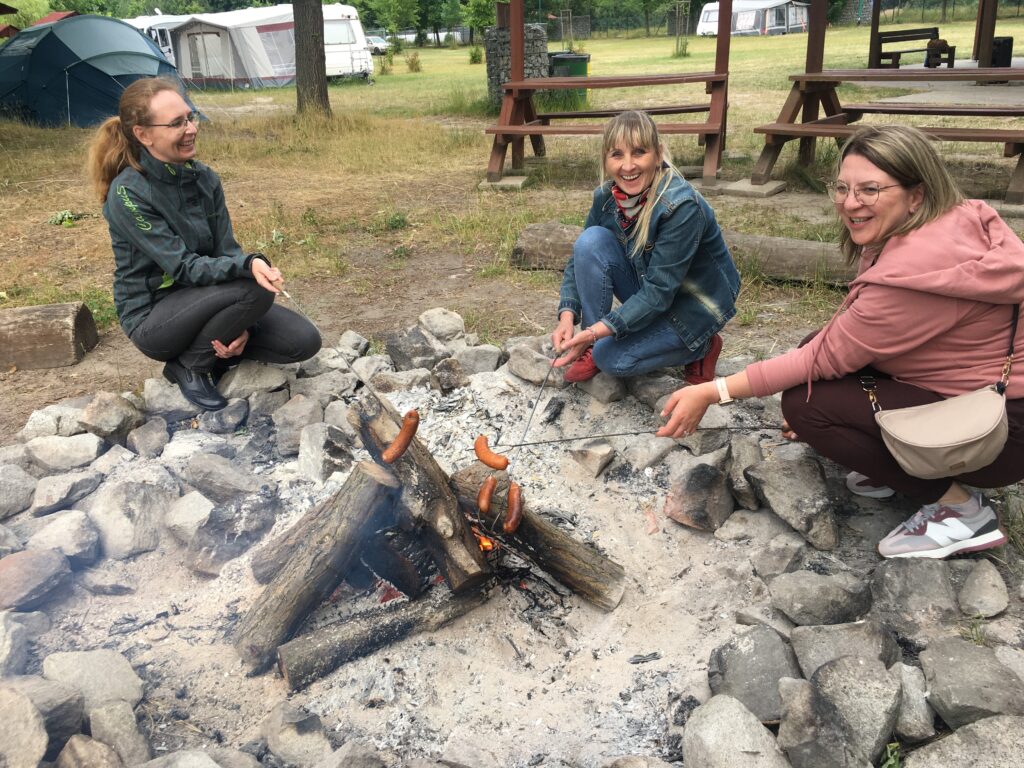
746, 200, 1024, 400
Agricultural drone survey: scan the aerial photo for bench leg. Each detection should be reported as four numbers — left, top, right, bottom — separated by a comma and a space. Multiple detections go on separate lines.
1007, 151, 1024, 205
486, 137, 510, 182
522, 98, 546, 158
751, 139, 787, 185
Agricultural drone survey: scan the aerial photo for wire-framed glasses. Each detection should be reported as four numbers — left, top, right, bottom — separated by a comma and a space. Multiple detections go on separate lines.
826, 181, 902, 206
143, 111, 200, 131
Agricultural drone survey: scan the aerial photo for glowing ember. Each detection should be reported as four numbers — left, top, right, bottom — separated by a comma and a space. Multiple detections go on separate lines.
471, 526, 497, 552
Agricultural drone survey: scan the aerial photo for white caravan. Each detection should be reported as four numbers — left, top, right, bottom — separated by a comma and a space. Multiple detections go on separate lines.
322, 4, 372, 79
696, 0, 809, 36
123, 12, 191, 67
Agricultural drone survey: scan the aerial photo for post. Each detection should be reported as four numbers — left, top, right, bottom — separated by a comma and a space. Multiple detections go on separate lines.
869, 0, 883, 67
510, 0, 524, 82
976, 0, 998, 66
799, 0, 829, 166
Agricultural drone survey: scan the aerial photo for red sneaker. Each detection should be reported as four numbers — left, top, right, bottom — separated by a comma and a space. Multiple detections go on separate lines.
564, 347, 599, 383
684, 333, 723, 385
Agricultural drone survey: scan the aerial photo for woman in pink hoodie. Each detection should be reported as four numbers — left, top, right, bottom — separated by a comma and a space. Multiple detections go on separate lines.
658, 125, 1024, 560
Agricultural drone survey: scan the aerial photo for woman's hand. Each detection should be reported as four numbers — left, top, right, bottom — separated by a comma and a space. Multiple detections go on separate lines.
656, 383, 718, 439
212, 329, 249, 359
252, 258, 284, 294
553, 321, 611, 368
780, 419, 799, 441
551, 312, 576, 357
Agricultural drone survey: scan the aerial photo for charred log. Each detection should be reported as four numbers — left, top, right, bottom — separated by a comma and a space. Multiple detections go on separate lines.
277, 587, 490, 690
233, 461, 401, 673
450, 465, 626, 612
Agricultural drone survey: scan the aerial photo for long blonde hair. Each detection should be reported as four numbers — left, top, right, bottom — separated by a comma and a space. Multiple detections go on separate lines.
601, 110, 683, 259
836, 124, 963, 263
86, 77, 181, 202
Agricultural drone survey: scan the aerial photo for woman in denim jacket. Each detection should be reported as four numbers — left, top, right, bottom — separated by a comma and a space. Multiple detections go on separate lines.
552, 111, 740, 384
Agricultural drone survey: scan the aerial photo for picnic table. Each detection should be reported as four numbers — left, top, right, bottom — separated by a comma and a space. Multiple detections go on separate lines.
750, 68, 1024, 204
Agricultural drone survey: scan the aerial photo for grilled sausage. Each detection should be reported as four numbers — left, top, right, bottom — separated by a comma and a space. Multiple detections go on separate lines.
477, 476, 498, 515
503, 482, 523, 534
474, 434, 509, 470
381, 410, 420, 463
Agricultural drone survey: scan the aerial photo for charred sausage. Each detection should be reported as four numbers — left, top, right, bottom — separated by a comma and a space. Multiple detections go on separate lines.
381, 410, 420, 463
477, 476, 498, 515
503, 482, 523, 534
474, 434, 509, 470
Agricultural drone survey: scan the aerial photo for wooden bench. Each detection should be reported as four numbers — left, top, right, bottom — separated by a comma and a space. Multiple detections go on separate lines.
874, 27, 950, 68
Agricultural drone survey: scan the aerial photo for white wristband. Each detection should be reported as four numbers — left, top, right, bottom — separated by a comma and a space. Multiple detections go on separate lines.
714, 376, 733, 405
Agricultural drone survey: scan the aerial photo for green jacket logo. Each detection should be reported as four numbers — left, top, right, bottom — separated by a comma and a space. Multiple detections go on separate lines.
116, 186, 152, 231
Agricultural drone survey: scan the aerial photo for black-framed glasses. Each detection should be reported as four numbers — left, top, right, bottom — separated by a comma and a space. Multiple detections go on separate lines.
826, 181, 903, 206
143, 111, 200, 131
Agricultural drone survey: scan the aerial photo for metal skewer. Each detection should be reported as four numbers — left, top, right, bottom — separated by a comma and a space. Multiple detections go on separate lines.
472, 424, 779, 451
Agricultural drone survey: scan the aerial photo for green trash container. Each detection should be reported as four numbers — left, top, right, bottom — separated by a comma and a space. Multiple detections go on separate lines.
548, 52, 590, 108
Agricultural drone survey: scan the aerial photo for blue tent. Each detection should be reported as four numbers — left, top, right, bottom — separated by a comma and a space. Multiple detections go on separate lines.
0, 15, 187, 126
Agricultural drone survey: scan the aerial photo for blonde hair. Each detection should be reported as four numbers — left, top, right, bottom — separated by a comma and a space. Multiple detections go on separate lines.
836, 124, 963, 263
86, 77, 182, 202
601, 110, 683, 259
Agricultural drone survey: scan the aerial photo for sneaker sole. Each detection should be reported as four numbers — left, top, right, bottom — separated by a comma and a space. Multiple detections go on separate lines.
849, 485, 895, 499
881, 528, 1008, 559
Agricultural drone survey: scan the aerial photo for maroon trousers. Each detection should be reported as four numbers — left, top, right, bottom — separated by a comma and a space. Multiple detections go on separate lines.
782, 375, 1024, 503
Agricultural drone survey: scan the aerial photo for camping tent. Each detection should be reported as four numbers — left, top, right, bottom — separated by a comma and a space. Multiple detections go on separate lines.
0, 14, 185, 126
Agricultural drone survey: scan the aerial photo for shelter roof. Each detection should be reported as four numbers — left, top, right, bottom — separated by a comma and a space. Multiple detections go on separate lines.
122, 13, 192, 31
0, 23, 17, 36
31, 10, 78, 26
0, 2, 16, 15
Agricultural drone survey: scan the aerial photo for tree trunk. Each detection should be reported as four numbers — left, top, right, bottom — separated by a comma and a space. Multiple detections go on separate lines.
722, 230, 855, 285
0, 303, 98, 370
293, 0, 331, 116
233, 462, 400, 673
450, 465, 626, 612
277, 587, 489, 690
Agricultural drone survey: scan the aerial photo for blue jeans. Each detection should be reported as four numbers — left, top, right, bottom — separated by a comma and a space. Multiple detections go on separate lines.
573, 227, 710, 377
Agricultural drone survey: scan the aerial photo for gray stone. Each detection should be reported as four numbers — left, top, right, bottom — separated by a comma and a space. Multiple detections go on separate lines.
272, 395, 324, 456
902, 714, 1024, 768
19, 398, 91, 441
626, 374, 683, 411
125, 418, 169, 458
29, 470, 102, 516
351, 354, 394, 383
260, 702, 332, 767
164, 492, 214, 545
0, 442, 31, 470
682, 694, 792, 768
603, 759, 674, 768
0, 611, 29, 676
26, 433, 107, 473
185, 453, 274, 504
769, 570, 871, 626
90, 444, 135, 475
0, 463, 36, 519
776, 677, 871, 768
0, 687, 48, 768
55, 734, 124, 768
370, 368, 435, 393
622, 433, 679, 470
745, 456, 838, 550
11, 610, 51, 639
664, 462, 734, 532
919, 636, 1024, 729
142, 377, 201, 422
790, 620, 901, 678
43, 649, 144, 709
0, 549, 71, 610
0, 675, 84, 760
320, 740, 388, 768
89, 699, 150, 766
298, 423, 354, 483
509, 221, 580, 271
714, 509, 794, 544
708, 625, 802, 722
141, 752, 220, 767
218, 360, 290, 399
290, 370, 359, 408
751, 531, 807, 580
577, 372, 627, 403
454, 344, 501, 375
26, 510, 100, 568
418, 307, 465, 342
160, 431, 233, 463
247, 388, 290, 420
337, 329, 370, 359
120, 463, 179, 495
87, 481, 176, 560
0, 524, 22, 557
384, 325, 450, 371
734, 603, 796, 641
198, 399, 249, 434
727, 433, 764, 511
812, 656, 901, 763
186, 490, 280, 576
77, 570, 135, 596
207, 747, 261, 768
570, 439, 615, 477
870, 559, 958, 640
297, 347, 351, 378
890, 662, 936, 744
74, 393, 143, 447
432, 357, 469, 393
958, 558, 1008, 617
506, 345, 562, 387
995, 646, 1024, 689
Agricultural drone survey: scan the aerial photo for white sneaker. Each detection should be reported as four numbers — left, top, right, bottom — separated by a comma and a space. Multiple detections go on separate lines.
846, 471, 895, 499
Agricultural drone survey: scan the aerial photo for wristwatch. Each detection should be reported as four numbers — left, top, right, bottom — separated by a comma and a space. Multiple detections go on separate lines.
714, 376, 733, 405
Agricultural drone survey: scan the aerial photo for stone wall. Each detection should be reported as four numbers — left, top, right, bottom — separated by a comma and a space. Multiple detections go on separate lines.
484, 24, 549, 107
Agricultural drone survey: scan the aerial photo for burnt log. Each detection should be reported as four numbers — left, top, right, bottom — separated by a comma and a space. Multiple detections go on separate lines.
233, 461, 401, 673
348, 391, 490, 593
277, 587, 489, 691
722, 230, 856, 285
450, 465, 626, 612
0, 302, 98, 370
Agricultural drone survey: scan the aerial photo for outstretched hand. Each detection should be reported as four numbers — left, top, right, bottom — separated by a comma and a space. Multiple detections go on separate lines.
252, 259, 284, 294
552, 321, 611, 368
656, 383, 716, 439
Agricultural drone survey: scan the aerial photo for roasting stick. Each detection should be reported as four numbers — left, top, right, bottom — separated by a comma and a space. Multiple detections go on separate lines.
469, 424, 780, 451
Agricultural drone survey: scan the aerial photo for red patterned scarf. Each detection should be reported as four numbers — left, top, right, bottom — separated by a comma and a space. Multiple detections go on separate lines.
611, 184, 650, 230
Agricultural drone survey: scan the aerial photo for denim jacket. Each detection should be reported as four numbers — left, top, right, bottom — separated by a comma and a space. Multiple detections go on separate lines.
558, 174, 740, 351
104, 149, 253, 336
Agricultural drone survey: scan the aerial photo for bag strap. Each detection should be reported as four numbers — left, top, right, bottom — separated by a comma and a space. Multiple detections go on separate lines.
997, 304, 1019, 395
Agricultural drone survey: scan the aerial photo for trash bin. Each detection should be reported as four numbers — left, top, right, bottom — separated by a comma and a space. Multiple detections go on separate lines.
547, 51, 590, 108
992, 36, 1013, 68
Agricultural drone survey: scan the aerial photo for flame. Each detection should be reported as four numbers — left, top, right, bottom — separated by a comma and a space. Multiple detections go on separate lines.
471, 526, 497, 552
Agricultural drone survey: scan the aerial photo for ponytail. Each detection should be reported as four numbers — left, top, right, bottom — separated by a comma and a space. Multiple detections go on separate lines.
87, 116, 142, 202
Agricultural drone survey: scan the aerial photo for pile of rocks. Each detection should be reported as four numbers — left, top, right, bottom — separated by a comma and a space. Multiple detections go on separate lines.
1, 306, 1023, 767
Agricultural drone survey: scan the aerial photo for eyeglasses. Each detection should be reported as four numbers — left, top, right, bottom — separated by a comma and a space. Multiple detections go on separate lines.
826, 181, 903, 206
142, 111, 200, 131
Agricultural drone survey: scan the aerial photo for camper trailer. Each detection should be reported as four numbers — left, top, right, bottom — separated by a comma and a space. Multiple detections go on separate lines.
123, 13, 191, 66
696, 0, 809, 36
322, 4, 371, 79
